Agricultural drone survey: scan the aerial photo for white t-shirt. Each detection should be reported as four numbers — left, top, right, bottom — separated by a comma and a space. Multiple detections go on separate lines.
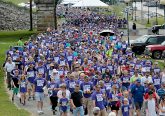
57, 89, 71, 102
162, 72, 165, 82
159, 104, 165, 115
4, 62, 15, 72
147, 99, 157, 116
141, 76, 153, 86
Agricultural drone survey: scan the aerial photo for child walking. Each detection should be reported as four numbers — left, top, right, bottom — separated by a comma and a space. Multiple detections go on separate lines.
146, 91, 157, 116
59, 91, 69, 116
19, 75, 27, 105
11, 70, 20, 102
121, 98, 130, 116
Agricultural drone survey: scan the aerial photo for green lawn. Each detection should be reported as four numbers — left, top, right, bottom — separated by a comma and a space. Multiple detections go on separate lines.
145, 17, 165, 27
0, 30, 36, 116
2, 0, 29, 5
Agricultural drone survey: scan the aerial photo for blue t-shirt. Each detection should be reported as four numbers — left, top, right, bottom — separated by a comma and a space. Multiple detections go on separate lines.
122, 105, 130, 116
80, 82, 93, 98
34, 78, 47, 92
92, 91, 105, 110
59, 98, 68, 112
131, 85, 145, 102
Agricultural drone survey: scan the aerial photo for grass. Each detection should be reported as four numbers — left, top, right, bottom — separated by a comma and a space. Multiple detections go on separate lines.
145, 17, 165, 27
0, 30, 36, 116
133, 17, 164, 27
2, 0, 29, 4
101, 3, 126, 17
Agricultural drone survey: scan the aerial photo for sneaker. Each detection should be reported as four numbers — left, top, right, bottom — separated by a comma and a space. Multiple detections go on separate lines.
37, 110, 41, 114
19, 98, 21, 104
134, 112, 137, 116
28, 97, 31, 101
53, 110, 56, 115
12, 97, 14, 102
40, 110, 44, 114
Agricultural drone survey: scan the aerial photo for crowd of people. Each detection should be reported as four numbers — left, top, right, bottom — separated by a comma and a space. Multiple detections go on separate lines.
3, 6, 165, 116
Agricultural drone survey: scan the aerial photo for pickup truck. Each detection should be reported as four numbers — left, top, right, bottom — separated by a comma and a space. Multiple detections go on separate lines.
145, 41, 165, 59
131, 35, 165, 54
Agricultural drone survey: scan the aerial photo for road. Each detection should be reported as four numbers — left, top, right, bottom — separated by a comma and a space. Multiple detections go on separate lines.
133, 2, 164, 16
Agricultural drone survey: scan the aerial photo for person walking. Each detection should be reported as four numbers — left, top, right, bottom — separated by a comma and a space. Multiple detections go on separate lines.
19, 74, 27, 105
131, 79, 145, 116
92, 84, 106, 116
33, 72, 47, 114
59, 91, 69, 116
17, 37, 24, 46
145, 91, 157, 116
4, 57, 15, 90
159, 95, 165, 116
70, 84, 84, 116
132, 23, 136, 36
80, 75, 93, 115
11, 69, 20, 102
157, 82, 165, 99
48, 77, 60, 115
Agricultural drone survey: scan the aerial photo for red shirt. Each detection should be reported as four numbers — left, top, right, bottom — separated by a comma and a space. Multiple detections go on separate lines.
144, 92, 157, 101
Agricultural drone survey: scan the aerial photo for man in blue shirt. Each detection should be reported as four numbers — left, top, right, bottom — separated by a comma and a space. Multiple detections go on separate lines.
131, 79, 145, 116
157, 82, 165, 99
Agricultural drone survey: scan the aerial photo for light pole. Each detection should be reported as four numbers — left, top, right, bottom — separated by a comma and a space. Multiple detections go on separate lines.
160, 0, 165, 22
156, 0, 158, 25
131, 0, 133, 20
125, 0, 131, 46
141, 0, 143, 24
147, 3, 150, 24
29, 0, 33, 31
134, 0, 136, 21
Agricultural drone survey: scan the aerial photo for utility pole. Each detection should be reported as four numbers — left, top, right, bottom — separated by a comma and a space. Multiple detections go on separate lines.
29, 0, 33, 31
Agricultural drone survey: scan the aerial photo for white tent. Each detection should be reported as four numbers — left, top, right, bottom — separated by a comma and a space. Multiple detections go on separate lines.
61, 0, 81, 5
72, 0, 109, 7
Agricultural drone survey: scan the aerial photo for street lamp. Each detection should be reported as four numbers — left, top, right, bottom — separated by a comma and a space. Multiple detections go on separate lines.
131, 0, 133, 20
134, 0, 136, 21
147, 3, 150, 24
141, 0, 143, 24
160, 0, 165, 22
29, 0, 33, 31
125, 0, 131, 46
156, 0, 158, 25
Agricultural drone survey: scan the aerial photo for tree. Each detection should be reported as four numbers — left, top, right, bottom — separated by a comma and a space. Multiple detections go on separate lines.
54, 0, 61, 30
29, 0, 33, 31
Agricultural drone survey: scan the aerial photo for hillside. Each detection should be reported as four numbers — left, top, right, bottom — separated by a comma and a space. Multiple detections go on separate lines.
2, 0, 29, 5
0, 0, 36, 31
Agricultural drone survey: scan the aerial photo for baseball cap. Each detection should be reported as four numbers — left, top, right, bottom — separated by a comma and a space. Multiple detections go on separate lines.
123, 98, 128, 101
136, 78, 141, 83
53, 69, 58, 73
60, 75, 64, 78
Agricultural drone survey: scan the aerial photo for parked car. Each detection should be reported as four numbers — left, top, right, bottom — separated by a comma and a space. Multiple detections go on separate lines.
131, 35, 165, 54
145, 41, 165, 59
152, 24, 165, 34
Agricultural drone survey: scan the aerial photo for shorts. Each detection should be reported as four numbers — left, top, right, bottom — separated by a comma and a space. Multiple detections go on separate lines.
111, 104, 119, 111
60, 105, 70, 113
135, 102, 143, 110
109, 101, 119, 111
35, 92, 44, 102
27, 82, 33, 90
13, 87, 19, 94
